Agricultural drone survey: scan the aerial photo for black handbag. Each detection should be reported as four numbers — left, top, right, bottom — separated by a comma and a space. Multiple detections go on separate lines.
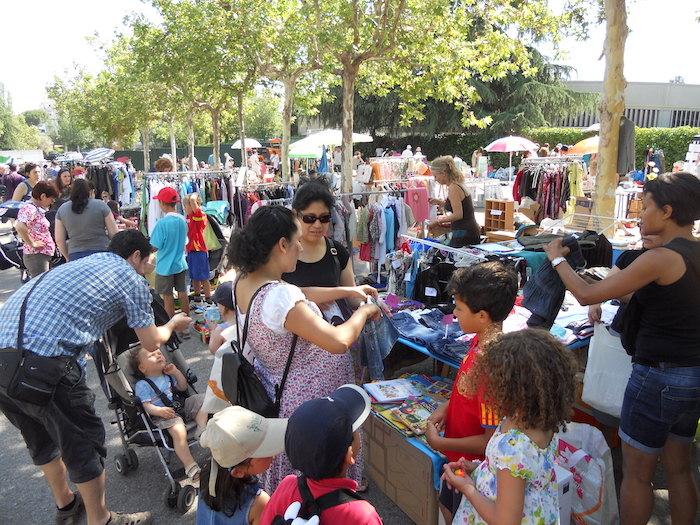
0, 272, 75, 405
221, 281, 297, 417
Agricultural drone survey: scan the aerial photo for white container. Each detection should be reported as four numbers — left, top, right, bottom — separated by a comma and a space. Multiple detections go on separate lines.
555, 464, 573, 525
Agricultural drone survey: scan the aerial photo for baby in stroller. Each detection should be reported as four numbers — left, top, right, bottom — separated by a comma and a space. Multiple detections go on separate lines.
129, 347, 207, 482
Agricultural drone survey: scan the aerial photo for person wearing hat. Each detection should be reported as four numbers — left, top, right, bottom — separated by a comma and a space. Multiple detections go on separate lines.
198, 406, 287, 525
260, 385, 382, 525
208, 281, 238, 354
150, 186, 191, 334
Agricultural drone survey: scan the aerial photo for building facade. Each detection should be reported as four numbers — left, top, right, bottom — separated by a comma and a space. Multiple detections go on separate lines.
560, 81, 700, 128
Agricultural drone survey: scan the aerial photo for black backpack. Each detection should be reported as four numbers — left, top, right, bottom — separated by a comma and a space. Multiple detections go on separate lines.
271, 476, 365, 524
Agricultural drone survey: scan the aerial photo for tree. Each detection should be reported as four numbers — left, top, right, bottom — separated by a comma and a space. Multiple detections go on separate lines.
47, 74, 101, 151
0, 83, 17, 149
244, 90, 283, 142
21, 109, 49, 128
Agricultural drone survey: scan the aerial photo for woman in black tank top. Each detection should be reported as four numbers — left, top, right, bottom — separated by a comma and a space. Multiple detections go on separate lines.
544, 172, 700, 524
427, 156, 480, 247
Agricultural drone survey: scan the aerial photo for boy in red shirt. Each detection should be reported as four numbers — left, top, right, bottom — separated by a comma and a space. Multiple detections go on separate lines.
183, 193, 211, 306
425, 262, 518, 523
260, 384, 382, 525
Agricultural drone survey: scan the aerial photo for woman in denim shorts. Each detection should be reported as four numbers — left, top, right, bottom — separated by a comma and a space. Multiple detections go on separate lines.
544, 172, 700, 525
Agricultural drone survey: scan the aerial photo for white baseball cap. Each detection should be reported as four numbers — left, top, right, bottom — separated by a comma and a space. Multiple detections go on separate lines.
200, 406, 287, 495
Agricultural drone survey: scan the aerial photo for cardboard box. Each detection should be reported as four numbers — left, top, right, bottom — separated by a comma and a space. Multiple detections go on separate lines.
366, 414, 439, 525
555, 465, 573, 525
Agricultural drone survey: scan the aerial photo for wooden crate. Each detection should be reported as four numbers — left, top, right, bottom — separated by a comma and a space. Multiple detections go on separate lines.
484, 199, 515, 232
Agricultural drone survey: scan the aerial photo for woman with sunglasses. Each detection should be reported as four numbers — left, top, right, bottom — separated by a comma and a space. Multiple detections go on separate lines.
283, 180, 378, 322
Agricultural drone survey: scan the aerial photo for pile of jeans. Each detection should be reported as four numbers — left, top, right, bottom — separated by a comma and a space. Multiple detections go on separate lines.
390, 309, 470, 363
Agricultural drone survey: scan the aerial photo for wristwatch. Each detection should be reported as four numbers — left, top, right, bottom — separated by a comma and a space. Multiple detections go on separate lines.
551, 256, 567, 268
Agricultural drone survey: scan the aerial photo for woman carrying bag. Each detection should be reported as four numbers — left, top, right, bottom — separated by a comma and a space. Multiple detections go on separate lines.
227, 206, 380, 494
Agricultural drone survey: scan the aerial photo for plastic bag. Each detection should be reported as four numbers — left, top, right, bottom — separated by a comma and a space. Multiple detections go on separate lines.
582, 323, 632, 418
556, 423, 619, 525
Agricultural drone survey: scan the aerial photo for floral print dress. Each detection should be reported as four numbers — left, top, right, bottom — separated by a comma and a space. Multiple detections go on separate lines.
245, 282, 361, 493
453, 425, 559, 525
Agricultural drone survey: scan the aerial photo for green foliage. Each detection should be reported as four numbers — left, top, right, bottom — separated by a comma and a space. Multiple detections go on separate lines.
635, 127, 700, 170
243, 90, 283, 141
21, 109, 49, 128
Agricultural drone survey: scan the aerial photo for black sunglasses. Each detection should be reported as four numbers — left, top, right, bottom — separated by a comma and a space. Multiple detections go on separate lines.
300, 213, 332, 224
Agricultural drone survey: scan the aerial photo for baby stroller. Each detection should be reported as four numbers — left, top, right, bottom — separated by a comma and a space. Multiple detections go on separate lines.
0, 200, 65, 282
94, 291, 201, 514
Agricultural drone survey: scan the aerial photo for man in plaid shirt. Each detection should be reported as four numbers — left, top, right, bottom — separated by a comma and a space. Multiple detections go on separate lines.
0, 230, 191, 525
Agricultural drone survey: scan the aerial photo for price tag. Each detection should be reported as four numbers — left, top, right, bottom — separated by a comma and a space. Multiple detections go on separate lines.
425, 287, 438, 297
404, 271, 412, 282
391, 259, 403, 269
490, 210, 503, 216
441, 313, 454, 325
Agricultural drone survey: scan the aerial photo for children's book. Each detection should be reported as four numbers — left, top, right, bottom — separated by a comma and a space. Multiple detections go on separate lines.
363, 378, 423, 403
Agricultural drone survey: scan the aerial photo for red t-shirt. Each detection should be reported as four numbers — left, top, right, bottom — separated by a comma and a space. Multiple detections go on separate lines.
186, 209, 207, 253
260, 475, 382, 525
443, 338, 499, 463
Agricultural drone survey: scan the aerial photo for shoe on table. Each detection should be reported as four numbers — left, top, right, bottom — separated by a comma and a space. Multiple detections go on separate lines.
107, 510, 153, 525
55, 491, 85, 525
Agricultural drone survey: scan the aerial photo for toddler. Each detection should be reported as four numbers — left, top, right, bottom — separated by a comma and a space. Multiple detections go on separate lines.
197, 406, 286, 525
443, 329, 578, 524
425, 262, 517, 522
130, 347, 207, 481
208, 281, 237, 354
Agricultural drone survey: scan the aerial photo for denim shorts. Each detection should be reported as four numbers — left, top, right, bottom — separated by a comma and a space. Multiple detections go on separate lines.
619, 363, 700, 454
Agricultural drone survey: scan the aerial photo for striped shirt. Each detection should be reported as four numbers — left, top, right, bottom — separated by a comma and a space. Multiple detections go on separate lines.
0, 252, 154, 358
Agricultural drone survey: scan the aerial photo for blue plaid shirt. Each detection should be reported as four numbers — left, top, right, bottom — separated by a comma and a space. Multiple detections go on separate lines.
0, 252, 155, 358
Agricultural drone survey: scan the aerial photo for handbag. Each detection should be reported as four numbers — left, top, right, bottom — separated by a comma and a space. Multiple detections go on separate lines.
0, 272, 75, 406
221, 281, 297, 417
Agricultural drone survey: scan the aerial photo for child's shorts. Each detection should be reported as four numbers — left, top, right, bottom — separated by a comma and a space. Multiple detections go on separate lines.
439, 479, 463, 516
187, 251, 210, 281
153, 393, 204, 430
155, 270, 188, 295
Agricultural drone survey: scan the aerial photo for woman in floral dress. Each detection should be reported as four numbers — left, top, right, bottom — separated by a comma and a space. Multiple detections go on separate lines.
226, 206, 381, 492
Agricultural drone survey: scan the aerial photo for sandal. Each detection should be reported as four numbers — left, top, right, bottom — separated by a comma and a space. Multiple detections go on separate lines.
106, 510, 153, 525
186, 462, 201, 482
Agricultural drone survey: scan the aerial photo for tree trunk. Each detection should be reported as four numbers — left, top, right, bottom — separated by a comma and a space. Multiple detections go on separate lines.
281, 78, 294, 182
187, 109, 195, 172
169, 117, 177, 170
237, 93, 247, 181
141, 128, 151, 173
341, 62, 359, 192
211, 107, 221, 170
594, 0, 628, 230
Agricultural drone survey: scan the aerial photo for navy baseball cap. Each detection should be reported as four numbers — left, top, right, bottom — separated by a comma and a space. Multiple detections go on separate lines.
285, 384, 371, 480
212, 281, 235, 311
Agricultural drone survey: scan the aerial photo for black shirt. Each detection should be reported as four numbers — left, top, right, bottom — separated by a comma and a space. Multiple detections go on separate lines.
282, 239, 350, 288
633, 238, 700, 366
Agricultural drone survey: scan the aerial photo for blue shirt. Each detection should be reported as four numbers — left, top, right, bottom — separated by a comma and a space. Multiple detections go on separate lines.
150, 212, 188, 276
134, 374, 173, 407
0, 252, 154, 358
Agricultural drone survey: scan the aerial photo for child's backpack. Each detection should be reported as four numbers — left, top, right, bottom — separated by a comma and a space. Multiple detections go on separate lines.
271, 476, 365, 525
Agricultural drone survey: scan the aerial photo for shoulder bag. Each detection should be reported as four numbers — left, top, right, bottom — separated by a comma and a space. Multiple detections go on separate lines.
221, 280, 297, 417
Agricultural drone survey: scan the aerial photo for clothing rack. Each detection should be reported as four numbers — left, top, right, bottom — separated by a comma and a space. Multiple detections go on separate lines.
144, 170, 230, 179
520, 156, 584, 165
336, 188, 409, 197
400, 235, 486, 258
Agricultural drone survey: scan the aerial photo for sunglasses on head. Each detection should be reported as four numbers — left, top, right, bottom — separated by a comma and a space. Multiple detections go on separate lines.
300, 213, 332, 224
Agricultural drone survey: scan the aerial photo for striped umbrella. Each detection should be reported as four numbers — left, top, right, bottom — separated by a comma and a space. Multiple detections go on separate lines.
83, 148, 115, 163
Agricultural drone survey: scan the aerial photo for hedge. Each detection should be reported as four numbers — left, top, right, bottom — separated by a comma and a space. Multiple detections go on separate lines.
360, 126, 700, 172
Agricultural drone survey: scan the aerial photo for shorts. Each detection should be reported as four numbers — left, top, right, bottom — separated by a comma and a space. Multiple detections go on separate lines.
439, 479, 463, 515
0, 362, 106, 484
155, 270, 188, 295
619, 363, 700, 454
186, 251, 210, 281
23, 253, 51, 278
153, 393, 204, 430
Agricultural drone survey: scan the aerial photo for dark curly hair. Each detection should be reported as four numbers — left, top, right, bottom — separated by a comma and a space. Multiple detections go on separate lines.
448, 261, 518, 322
128, 347, 145, 380
466, 329, 577, 433
643, 171, 700, 226
31, 180, 59, 200
227, 206, 298, 275
292, 179, 335, 212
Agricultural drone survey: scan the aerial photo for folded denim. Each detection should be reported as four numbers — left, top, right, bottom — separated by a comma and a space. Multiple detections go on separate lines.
391, 311, 443, 347
419, 309, 463, 339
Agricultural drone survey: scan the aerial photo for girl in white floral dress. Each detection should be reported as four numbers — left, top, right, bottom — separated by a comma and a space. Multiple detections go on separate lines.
443, 329, 578, 525
226, 206, 381, 493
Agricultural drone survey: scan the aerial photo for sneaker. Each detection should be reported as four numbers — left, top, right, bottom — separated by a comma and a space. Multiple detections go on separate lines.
106, 510, 153, 525
55, 491, 85, 525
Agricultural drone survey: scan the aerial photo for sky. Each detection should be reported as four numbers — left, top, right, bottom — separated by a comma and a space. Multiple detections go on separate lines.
0, 0, 698, 114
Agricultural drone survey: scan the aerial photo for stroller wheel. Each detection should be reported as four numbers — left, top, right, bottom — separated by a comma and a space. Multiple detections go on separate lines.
114, 453, 130, 475
165, 485, 179, 508
177, 485, 197, 514
127, 448, 139, 471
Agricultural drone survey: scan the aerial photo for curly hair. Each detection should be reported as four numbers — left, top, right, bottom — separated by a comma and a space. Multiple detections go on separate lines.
128, 347, 145, 380
448, 261, 517, 322
466, 329, 577, 433
430, 155, 463, 183
154, 157, 174, 173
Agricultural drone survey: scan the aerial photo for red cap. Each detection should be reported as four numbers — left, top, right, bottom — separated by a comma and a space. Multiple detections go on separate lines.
153, 186, 179, 204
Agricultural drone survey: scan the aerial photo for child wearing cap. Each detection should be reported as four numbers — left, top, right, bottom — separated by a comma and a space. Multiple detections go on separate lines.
198, 406, 287, 525
183, 193, 212, 308
208, 281, 237, 354
260, 385, 382, 525
150, 186, 191, 336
